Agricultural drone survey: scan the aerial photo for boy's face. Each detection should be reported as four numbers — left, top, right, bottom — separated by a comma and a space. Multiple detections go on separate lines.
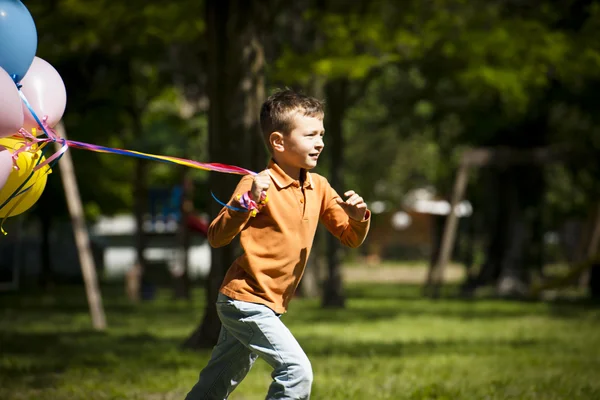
273, 112, 325, 173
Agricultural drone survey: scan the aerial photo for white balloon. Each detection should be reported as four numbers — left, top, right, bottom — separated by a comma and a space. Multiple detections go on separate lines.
0, 67, 24, 138
20, 57, 67, 132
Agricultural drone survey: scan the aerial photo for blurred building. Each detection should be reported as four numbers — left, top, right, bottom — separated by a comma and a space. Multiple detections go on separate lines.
363, 187, 472, 262
0, 213, 211, 290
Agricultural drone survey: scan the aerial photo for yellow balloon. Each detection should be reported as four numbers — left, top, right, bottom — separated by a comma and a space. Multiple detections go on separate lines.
0, 137, 52, 218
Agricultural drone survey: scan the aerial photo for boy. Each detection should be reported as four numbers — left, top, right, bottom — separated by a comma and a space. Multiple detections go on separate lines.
185, 89, 371, 400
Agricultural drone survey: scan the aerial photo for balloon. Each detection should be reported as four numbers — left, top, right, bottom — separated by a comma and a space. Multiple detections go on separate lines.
0, 137, 50, 218
0, 145, 12, 191
20, 57, 67, 131
0, 67, 24, 138
0, 0, 37, 83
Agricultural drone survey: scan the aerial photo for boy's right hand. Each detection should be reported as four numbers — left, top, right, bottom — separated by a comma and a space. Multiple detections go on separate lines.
250, 170, 271, 201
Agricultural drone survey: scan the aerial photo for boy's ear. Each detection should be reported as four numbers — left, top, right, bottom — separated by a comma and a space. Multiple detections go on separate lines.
270, 132, 284, 152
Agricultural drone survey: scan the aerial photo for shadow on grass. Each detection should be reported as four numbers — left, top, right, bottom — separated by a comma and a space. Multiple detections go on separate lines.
0, 327, 547, 390
2, 282, 597, 332
335, 282, 600, 321
0, 281, 595, 394
298, 334, 546, 359
288, 302, 595, 326
287, 303, 545, 324
0, 285, 205, 322
0, 330, 195, 390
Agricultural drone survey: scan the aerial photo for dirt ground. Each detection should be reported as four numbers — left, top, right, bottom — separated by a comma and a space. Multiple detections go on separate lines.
342, 263, 465, 284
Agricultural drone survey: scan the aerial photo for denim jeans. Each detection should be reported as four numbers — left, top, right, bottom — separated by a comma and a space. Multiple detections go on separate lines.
185, 293, 313, 400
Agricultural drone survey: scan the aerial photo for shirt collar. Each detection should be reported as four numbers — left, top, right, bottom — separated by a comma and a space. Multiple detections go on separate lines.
267, 159, 313, 190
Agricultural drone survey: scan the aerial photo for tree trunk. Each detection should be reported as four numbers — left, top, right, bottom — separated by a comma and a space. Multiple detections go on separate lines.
585, 203, 600, 299
173, 171, 192, 300
589, 262, 600, 299
130, 158, 149, 302
464, 168, 508, 294
126, 55, 150, 302
459, 212, 477, 296
182, 0, 267, 350
297, 227, 323, 298
425, 214, 445, 295
38, 197, 53, 289
496, 215, 530, 297
322, 78, 349, 308
496, 164, 544, 297
578, 203, 600, 289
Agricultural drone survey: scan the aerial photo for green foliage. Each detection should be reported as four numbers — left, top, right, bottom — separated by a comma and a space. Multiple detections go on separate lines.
451, 18, 569, 114
17, 0, 600, 225
24, 0, 207, 218
273, 5, 401, 85
31, 1, 204, 53
342, 66, 443, 202
278, 0, 600, 216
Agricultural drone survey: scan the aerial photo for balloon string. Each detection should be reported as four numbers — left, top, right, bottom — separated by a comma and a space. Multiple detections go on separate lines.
210, 192, 246, 212
18, 90, 53, 139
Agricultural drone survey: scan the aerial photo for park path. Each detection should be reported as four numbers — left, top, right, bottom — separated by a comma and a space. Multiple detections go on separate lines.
342, 263, 465, 284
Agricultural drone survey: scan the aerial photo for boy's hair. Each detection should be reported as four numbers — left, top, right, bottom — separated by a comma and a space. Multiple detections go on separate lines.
260, 89, 324, 151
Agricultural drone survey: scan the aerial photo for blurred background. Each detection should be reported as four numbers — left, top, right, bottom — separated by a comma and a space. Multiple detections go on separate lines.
1, 1, 600, 399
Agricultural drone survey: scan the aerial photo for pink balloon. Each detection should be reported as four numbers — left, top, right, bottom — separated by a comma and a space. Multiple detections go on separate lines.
20, 57, 67, 132
0, 67, 25, 138
0, 145, 13, 192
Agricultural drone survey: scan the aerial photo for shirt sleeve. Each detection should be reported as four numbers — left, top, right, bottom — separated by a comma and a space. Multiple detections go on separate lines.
319, 178, 371, 248
207, 175, 254, 248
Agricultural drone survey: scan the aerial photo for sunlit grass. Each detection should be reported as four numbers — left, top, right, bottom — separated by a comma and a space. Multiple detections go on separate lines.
0, 282, 599, 399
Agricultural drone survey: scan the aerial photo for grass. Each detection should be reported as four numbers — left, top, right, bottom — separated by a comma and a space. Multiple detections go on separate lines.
1, 281, 599, 399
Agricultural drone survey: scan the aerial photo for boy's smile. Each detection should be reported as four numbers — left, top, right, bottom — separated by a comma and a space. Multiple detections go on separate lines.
271, 112, 325, 179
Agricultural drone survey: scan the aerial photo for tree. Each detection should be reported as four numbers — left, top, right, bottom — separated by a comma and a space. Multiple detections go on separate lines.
182, 0, 269, 349
28, 0, 206, 291
288, 0, 600, 297
383, 0, 600, 295
272, 0, 401, 307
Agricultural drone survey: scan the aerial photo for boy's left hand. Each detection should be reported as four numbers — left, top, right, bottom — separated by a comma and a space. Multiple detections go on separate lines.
336, 190, 368, 221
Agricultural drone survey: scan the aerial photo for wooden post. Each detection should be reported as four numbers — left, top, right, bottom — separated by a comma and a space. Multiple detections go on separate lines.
423, 146, 566, 297
531, 202, 600, 295
426, 160, 471, 298
55, 122, 107, 330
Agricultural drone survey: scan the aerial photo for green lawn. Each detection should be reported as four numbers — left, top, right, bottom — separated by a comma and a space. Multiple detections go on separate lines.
1, 282, 599, 399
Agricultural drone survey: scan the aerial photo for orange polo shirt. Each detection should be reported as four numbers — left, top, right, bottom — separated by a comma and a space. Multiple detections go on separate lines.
208, 160, 371, 313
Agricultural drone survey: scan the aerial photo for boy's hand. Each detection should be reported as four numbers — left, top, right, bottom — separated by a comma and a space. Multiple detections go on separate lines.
336, 190, 368, 221
250, 170, 271, 201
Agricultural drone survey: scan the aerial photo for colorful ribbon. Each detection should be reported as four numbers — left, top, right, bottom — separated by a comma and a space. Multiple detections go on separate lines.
0, 90, 259, 229
65, 140, 256, 176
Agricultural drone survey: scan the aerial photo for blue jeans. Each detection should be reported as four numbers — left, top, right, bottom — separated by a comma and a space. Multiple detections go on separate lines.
185, 293, 313, 400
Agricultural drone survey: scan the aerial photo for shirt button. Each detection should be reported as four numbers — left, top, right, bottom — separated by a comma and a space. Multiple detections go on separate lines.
300, 198, 304, 203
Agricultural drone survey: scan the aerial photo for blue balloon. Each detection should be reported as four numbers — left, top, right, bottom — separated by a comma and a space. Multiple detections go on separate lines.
0, 0, 37, 83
